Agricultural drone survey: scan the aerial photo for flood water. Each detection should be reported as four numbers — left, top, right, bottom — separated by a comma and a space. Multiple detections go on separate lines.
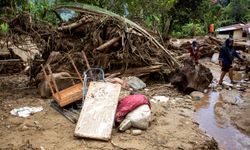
194, 92, 250, 150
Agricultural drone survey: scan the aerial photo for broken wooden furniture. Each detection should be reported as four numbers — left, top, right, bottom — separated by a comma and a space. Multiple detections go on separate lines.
75, 81, 121, 140
41, 55, 83, 107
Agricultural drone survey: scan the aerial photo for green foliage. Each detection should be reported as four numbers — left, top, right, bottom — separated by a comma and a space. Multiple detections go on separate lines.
216, 0, 249, 25
172, 22, 206, 38
0, 23, 9, 33
1, 0, 250, 37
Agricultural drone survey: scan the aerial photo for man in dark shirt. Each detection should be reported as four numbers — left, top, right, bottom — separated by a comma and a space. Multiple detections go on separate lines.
218, 38, 243, 85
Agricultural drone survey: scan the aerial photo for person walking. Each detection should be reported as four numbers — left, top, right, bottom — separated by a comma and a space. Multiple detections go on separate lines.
218, 38, 244, 85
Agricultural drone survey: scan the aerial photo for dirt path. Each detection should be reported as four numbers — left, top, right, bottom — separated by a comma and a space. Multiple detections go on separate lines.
0, 75, 217, 150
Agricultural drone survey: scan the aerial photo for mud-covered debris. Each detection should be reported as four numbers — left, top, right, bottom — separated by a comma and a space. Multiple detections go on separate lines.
171, 60, 213, 93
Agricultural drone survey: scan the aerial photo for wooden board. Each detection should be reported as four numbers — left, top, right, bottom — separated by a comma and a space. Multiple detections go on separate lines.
53, 83, 83, 107
74, 81, 121, 140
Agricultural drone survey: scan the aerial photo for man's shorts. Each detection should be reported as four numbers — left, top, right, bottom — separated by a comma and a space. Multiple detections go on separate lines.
222, 64, 232, 72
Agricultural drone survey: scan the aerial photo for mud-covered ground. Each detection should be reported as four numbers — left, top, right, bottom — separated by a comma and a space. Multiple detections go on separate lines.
202, 59, 250, 137
1, 57, 250, 150
0, 75, 218, 150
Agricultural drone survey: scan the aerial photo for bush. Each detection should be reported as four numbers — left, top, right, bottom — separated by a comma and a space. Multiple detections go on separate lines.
182, 22, 205, 36
171, 22, 206, 38
0, 23, 9, 33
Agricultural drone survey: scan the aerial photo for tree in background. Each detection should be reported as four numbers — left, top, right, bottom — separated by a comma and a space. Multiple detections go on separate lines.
1, 0, 250, 38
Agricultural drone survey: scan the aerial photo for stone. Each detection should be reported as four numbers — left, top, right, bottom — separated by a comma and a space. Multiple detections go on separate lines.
171, 60, 213, 93
119, 119, 132, 131
38, 72, 75, 98
131, 129, 142, 135
21, 125, 29, 131
127, 76, 146, 90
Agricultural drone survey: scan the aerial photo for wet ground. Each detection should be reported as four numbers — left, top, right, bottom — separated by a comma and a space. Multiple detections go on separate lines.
0, 58, 250, 150
196, 58, 250, 150
0, 75, 218, 150
194, 91, 250, 150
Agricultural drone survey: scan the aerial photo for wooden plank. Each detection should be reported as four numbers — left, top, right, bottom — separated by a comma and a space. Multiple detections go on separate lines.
74, 81, 121, 140
53, 83, 83, 107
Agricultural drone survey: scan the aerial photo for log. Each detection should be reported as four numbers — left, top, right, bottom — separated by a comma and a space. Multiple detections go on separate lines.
209, 36, 223, 46
94, 37, 121, 52
0, 59, 22, 64
106, 65, 162, 77
176, 53, 190, 60
57, 16, 94, 31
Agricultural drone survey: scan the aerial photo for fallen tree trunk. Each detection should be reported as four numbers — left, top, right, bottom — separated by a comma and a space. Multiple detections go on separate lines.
170, 60, 213, 94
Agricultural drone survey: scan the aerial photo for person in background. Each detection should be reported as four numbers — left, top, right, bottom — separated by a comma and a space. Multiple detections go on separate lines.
209, 24, 215, 36
188, 41, 200, 65
218, 38, 244, 85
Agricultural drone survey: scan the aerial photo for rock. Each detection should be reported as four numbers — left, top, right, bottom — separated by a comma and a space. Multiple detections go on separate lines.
190, 91, 204, 101
38, 72, 75, 98
21, 125, 29, 131
127, 76, 146, 90
119, 119, 132, 131
211, 53, 219, 64
131, 129, 142, 135
170, 60, 213, 94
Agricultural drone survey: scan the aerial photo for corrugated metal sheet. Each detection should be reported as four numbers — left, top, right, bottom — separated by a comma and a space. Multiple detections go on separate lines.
215, 24, 245, 32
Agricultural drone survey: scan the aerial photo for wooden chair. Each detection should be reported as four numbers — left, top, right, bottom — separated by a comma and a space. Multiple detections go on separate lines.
41, 54, 83, 107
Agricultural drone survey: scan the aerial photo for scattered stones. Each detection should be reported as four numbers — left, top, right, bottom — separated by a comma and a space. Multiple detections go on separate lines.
131, 129, 142, 135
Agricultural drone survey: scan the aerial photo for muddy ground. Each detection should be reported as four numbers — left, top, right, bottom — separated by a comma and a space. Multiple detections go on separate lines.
201, 59, 250, 136
1, 58, 250, 150
0, 74, 218, 150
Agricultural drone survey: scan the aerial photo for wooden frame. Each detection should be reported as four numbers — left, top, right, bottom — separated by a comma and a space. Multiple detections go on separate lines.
41, 54, 83, 107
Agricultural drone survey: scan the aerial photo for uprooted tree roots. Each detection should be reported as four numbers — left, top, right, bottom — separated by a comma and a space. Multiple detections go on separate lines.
3, 6, 180, 83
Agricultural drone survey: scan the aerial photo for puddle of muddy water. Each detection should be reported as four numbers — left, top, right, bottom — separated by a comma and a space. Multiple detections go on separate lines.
194, 92, 250, 150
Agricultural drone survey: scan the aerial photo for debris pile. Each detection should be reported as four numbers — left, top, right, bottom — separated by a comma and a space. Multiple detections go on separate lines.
168, 36, 250, 61
5, 5, 179, 82
168, 36, 223, 60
